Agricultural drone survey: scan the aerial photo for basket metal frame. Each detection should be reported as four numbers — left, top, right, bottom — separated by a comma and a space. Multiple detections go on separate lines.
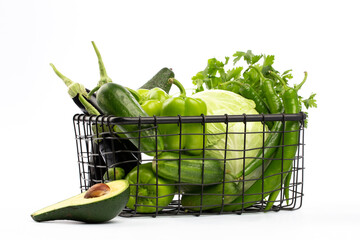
73, 113, 306, 217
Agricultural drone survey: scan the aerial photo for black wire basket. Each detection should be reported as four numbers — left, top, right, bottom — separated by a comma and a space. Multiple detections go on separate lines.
73, 113, 306, 217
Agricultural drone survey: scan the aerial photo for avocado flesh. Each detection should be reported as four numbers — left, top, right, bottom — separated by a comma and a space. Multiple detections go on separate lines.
31, 180, 129, 223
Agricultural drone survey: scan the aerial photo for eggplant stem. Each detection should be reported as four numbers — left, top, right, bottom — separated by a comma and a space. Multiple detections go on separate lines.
50, 63, 73, 87
50, 63, 88, 98
79, 94, 101, 115
88, 41, 112, 98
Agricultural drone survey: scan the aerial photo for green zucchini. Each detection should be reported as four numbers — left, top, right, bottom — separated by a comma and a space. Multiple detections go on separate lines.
181, 174, 240, 211
139, 68, 174, 94
181, 155, 272, 212
96, 82, 164, 156
152, 152, 223, 184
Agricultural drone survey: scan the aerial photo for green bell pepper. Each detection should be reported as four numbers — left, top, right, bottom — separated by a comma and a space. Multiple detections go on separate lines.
159, 78, 207, 155
125, 163, 175, 213
137, 87, 170, 116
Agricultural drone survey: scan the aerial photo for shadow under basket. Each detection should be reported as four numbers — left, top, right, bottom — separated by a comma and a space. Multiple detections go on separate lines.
73, 113, 306, 217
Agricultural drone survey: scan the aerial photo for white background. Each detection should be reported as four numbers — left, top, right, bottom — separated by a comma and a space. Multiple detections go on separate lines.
1, 0, 359, 239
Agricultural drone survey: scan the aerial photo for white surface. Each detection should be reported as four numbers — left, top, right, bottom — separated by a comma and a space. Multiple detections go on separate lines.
1, 0, 359, 239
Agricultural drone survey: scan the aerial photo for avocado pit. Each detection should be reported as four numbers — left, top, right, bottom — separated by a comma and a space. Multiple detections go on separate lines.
84, 183, 110, 199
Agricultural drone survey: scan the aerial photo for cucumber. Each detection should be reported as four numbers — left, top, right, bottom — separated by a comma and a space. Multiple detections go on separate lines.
139, 68, 174, 94
96, 82, 164, 156
152, 152, 223, 184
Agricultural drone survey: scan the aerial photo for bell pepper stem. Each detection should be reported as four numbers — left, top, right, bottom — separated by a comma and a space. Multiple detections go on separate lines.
169, 78, 186, 98
88, 41, 112, 98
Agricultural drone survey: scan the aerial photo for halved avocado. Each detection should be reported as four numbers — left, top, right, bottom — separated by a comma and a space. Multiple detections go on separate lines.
31, 180, 129, 223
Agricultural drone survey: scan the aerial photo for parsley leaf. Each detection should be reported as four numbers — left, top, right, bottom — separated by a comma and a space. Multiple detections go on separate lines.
225, 67, 243, 81
233, 51, 246, 65
233, 50, 262, 65
262, 55, 277, 78
302, 93, 317, 109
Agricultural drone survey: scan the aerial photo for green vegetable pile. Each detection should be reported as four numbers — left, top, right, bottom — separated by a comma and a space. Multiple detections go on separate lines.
51, 43, 317, 214
192, 50, 317, 127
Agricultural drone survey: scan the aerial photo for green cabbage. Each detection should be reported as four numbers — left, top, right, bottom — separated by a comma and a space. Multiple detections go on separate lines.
192, 90, 267, 178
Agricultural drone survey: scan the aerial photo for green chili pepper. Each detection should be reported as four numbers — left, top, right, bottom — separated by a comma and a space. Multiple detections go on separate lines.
264, 189, 280, 211
220, 81, 270, 116
262, 79, 283, 114
262, 93, 300, 210
262, 71, 307, 210
249, 65, 283, 115
284, 169, 292, 205
236, 76, 284, 178
216, 73, 305, 212
236, 120, 283, 179
159, 78, 207, 156
217, 122, 299, 211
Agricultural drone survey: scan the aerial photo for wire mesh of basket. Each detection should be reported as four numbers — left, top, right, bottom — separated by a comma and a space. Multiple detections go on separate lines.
73, 113, 305, 216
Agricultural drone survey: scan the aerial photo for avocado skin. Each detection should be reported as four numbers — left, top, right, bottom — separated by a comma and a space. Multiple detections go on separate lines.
31, 181, 130, 223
